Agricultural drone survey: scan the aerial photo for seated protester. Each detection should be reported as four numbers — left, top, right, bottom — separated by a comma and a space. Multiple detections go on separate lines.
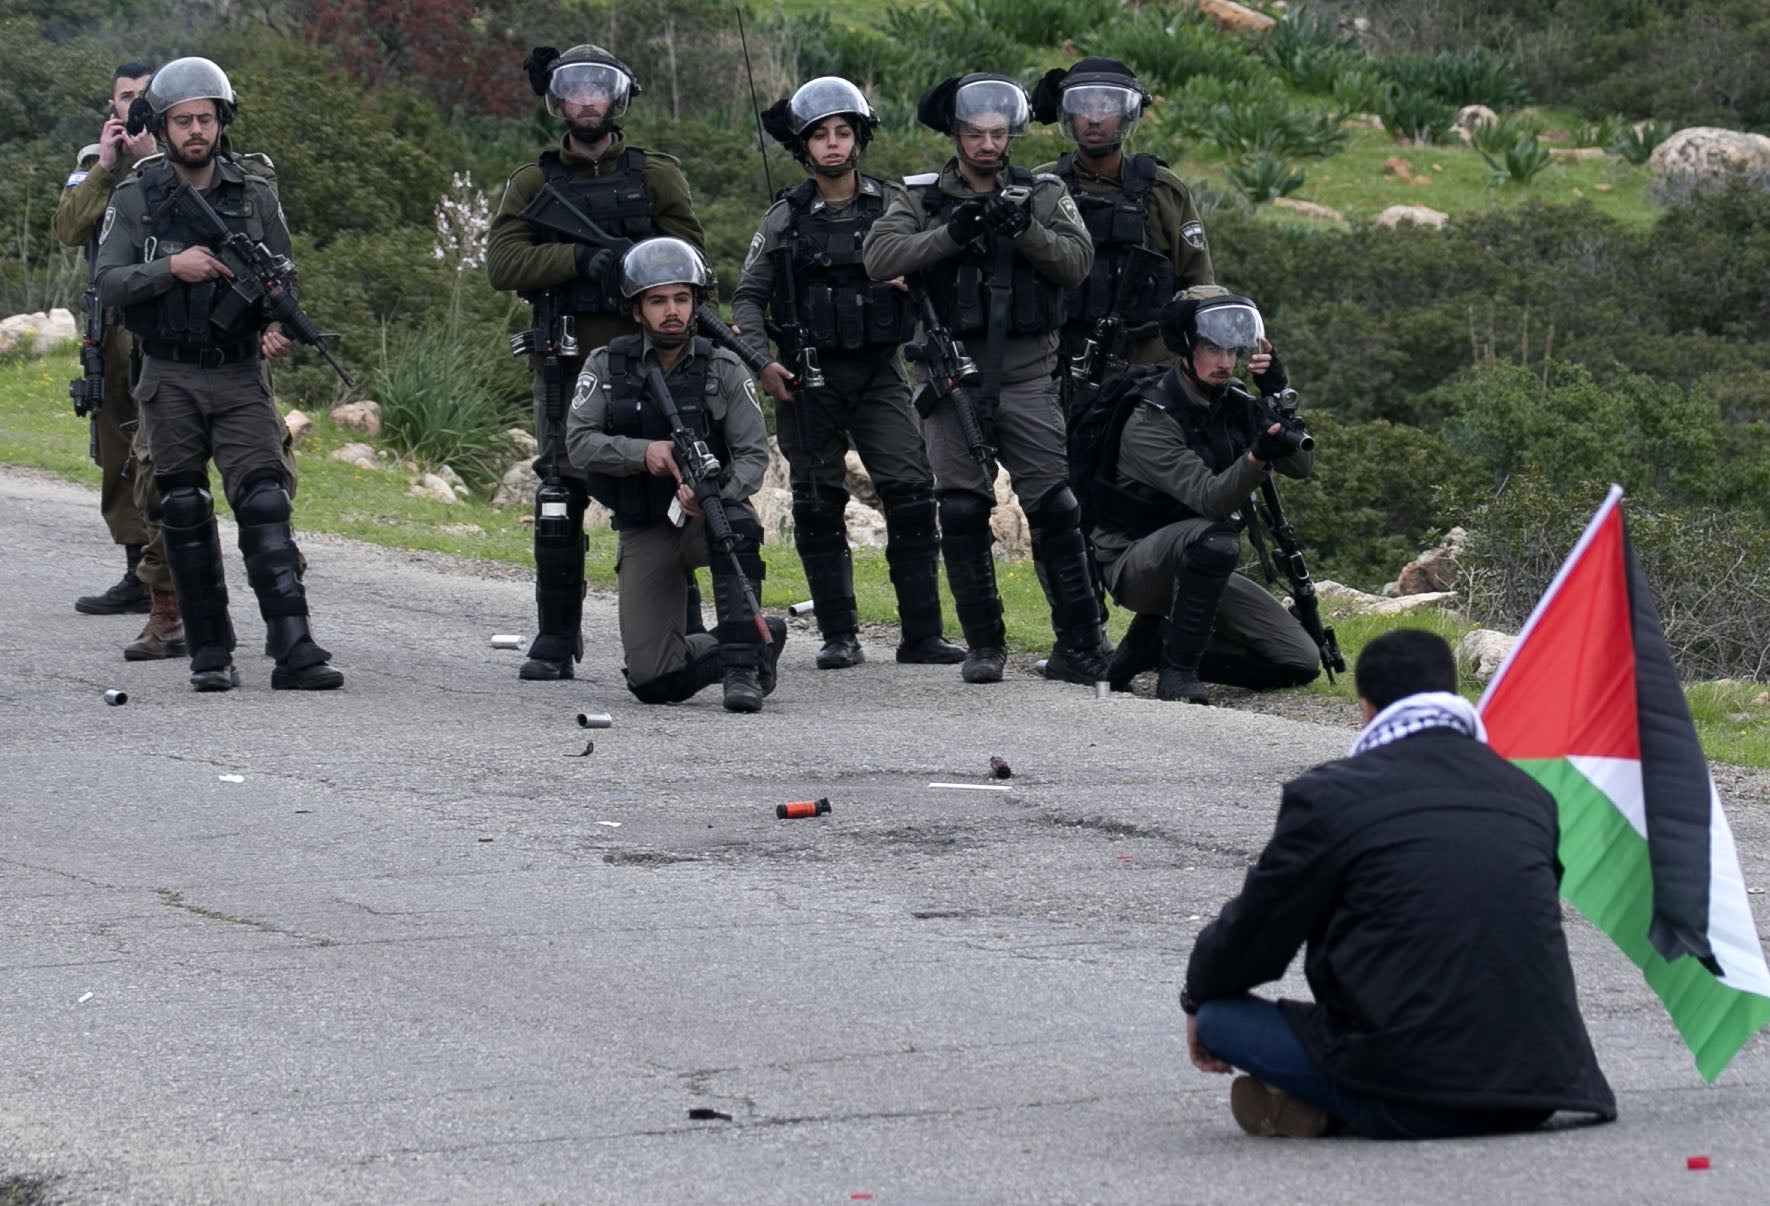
1182, 628, 1617, 1139
1087, 286, 1321, 703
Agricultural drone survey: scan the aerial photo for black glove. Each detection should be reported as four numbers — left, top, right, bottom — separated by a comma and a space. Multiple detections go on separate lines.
981, 190, 1032, 239
1251, 426, 1296, 465
946, 199, 986, 246
1251, 350, 1289, 395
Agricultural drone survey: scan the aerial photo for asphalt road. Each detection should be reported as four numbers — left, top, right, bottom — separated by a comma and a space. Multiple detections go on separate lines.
3, 465, 1768, 1205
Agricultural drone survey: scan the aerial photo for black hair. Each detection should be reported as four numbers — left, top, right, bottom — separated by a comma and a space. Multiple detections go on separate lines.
1354, 629, 1458, 711
114, 61, 153, 83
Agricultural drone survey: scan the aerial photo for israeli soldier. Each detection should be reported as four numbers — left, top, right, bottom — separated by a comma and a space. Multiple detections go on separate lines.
51, 62, 158, 623
731, 76, 964, 670
566, 239, 786, 712
862, 73, 1109, 687
1089, 288, 1319, 703
94, 57, 343, 692
486, 44, 707, 682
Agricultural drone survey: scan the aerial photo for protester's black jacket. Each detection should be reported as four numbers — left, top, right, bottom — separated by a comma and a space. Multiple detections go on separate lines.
1186, 730, 1617, 1118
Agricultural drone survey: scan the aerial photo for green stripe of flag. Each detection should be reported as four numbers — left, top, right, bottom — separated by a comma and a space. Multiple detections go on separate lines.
1517, 758, 1770, 1083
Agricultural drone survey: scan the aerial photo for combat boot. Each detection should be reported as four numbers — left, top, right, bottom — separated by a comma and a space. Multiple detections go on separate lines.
1032, 524, 1112, 686
887, 537, 965, 664
160, 484, 238, 693
76, 544, 150, 615
1106, 612, 1163, 691
234, 478, 343, 692
801, 546, 864, 669
759, 617, 788, 696
124, 588, 188, 661
1156, 549, 1236, 706
961, 645, 1007, 684
939, 499, 1007, 684
723, 659, 765, 713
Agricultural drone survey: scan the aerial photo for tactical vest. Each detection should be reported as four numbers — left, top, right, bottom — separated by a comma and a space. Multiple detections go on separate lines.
1091, 370, 1260, 539
522, 147, 656, 317
1055, 152, 1175, 327
122, 162, 266, 348
585, 334, 728, 529
917, 167, 1066, 338
773, 178, 916, 352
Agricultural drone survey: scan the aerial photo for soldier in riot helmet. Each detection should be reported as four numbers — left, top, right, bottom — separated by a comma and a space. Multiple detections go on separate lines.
487, 43, 706, 682
1087, 287, 1319, 704
94, 57, 343, 692
862, 73, 1106, 686
565, 238, 786, 712
53, 62, 157, 623
731, 76, 965, 670
1032, 57, 1215, 376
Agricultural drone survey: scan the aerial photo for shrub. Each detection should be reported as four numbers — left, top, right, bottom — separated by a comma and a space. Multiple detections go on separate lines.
1468, 113, 1539, 159
1195, 93, 1348, 161
1375, 83, 1454, 146
941, 0, 1121, 49
1479, 133, 1554, 187
1258, 6, 1365, 96
1079, 5, 1265, 96
1228, 153, 1305, 203
1374, 49, 1528, 110
1608, 120, 1670, 166
1450, 469, 1770, 681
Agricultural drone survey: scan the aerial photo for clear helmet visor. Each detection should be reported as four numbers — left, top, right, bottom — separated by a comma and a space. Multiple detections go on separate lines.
1059, 84, 1142, 146
1193, 303, 1265, 354
547, 62, 633, 120
952, 79, 1029, 137
619, 237, 715, 299
789, 76, 873, 133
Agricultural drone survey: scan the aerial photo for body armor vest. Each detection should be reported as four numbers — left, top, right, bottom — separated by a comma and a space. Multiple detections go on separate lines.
918, 167, 1066, 338
774, 178, 916, 352
585, 334, 728, 529
1056, 152, 1175, 328
523, 147, 656, 317
1094, 370, 1259, 539
123, 162, 265, 347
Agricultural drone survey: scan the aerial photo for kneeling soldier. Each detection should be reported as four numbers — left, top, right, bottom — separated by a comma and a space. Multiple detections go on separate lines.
566, 239, 786, 711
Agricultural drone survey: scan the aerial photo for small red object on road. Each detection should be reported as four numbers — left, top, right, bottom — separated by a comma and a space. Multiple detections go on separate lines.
1688, 1156, 1711, 1170
777, 797, 832, 820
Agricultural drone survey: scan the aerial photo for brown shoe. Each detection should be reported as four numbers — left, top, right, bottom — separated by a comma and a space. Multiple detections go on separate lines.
1229, 1076, 1331, 1138
124, 589, 188, 661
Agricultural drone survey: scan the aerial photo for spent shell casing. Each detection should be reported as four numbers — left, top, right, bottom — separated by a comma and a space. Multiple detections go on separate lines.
576, 712, 613, 730
103, 689, 128, 706
491, 634, 525, 649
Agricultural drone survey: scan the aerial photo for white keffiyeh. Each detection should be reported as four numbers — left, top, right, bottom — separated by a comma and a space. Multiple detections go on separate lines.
1347, 691, 1487, 758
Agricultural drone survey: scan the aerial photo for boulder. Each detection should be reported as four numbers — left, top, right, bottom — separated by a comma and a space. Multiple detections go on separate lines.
1381, 156, 1416, 181
845, 499, 888, 548
1649, 127, 1770, 187
491, 459, 539, 509
409, 472, 463, 505
0, 312, 49, 357
1315, 579, 1456, 616
1187, 0, 1274, 34
1394, 526, 1466, 594
329, 399, 383, 438
39, 308, 78, 353
1453, 105, 1498, 136
1458, 628, 1515, 682
283, 409, 313, 444
752, 485, 795, 546
1374, 204, 1449, 230
761, 435, 792, 500
1271, 197, 1347, 224
991, 468, 1031, 557
505, 427, 539, 458
329, 442, 381, 471
583, 500, 612, 531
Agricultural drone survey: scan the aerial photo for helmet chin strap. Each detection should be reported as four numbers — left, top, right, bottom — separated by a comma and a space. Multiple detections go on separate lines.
811, 154, 857, 179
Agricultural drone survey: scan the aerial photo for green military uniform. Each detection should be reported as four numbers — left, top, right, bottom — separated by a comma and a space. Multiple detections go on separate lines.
1033, 152, 1214, 369
52, 144, 153, 597
485, 131, 706, 678
731, 174, 960, 664
863, 158, 1108, 680
564, 333, 777, 704
1091, 367, 1319, 689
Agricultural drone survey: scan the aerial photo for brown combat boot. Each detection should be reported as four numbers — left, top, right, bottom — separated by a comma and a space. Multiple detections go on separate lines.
124, 589, 188, 661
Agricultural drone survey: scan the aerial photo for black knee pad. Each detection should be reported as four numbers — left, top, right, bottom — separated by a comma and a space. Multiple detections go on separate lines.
233, 469, 291, 526
725, 511, 766, 582
1184, 525, 1242, 579
159, 480, 215, 529
1026, 485, 1082, 537
880, 483, 937, 541
938, 490, 993, 539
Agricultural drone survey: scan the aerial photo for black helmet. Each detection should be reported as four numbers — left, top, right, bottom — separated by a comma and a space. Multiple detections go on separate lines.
761, 76, 879, 162
917, 73, 1030, 137
523, 44, 640, 121
1160, 286, 1264, 358
137, 56, 236, 133
618, 237, 715, 301
1031, 57, 1151, 151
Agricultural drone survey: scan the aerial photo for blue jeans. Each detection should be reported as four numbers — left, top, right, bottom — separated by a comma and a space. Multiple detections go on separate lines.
1195, 995, 1552, 1140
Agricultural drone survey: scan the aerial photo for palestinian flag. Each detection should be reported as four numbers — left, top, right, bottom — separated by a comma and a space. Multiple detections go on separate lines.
1479, 484, 1770, 1082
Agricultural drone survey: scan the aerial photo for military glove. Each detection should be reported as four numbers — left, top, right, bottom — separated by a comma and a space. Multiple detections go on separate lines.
946, 199, 986, 246
981, 190, 1032, 238
1251, 351, 1289, 394
1251, 426, 1297, 465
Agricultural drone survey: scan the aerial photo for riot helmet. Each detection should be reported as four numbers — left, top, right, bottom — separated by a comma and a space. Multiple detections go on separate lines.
618, 237, 715, 302
137, 57, 236, 133
762, 77, 878, 174
1161, 286, 1264, 358
525, 44, 639, 124
917, 73, 1030, 137
1033, 58, 1150, 154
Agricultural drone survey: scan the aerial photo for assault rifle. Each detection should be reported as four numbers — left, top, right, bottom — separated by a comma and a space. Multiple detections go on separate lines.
521, 181, 806, 391
764, 244, 824, 390
643, 365, 773, 645
165, 179, 355, 387
509, 288, 578, 482
69, 284, 105, 464
1230, 385, 1343, 681
903, 281, 994, 467
1067, 243, 1165, 411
